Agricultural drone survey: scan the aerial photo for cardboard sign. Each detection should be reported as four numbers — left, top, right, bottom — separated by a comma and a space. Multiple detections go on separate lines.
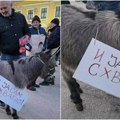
73, 38, 120, 98
30, 34, 45, 53
0, 75, 29, 111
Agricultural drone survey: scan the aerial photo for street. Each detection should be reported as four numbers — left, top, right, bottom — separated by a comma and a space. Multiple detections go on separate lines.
61, 78, 120, 119
0, 65, 60, 119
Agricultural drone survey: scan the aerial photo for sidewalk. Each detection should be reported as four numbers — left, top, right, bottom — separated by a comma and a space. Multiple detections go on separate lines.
61, 77, 120, 119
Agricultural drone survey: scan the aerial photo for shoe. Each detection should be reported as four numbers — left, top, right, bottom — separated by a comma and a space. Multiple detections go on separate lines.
49, 80, 54, 85
40, 76, 55, 86
33, 83, 40, 88
48, 77, 55, 85
39, 81, 49, 86
27, 86, 36, 91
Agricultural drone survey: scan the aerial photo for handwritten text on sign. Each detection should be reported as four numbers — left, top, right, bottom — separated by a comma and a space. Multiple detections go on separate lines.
0, 75, 29, 111
73, 38, 120, 98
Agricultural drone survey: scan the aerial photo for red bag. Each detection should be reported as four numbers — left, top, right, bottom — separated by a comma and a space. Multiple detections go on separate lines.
19, 47, 26, 53
19, 35, 30, 53
19, 36, 30, 46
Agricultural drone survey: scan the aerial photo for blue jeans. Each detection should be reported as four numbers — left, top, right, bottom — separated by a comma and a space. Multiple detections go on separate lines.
1, 53, 25, 61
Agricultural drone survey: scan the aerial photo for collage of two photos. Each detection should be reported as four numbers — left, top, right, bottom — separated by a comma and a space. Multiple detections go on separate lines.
0, 0, 60, 119
0, 0, 120, 119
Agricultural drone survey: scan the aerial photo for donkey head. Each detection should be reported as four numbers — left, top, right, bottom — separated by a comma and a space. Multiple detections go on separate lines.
35, 49, 52, 63
35, 49, 56, 79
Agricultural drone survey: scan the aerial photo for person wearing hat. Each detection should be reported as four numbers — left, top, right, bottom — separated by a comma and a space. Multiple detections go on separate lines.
86, 1, 120, 11
47, 18, 60, 49
27, 15, 47, 91
29, 15, 46, 36
30, 15, 47, 52
40, 18, 60, 86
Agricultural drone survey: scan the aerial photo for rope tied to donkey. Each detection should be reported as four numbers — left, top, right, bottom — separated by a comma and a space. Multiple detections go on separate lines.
94, 25, 99, 45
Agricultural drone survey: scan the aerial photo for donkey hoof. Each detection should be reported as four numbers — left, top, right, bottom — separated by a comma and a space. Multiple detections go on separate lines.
12, 114, 19, 119
79, 88, 83, 93
75, 103, 83, 111
6, 110, 11, 115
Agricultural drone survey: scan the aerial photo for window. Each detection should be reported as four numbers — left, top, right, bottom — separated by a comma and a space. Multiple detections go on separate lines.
27, 10, 34, 20
55, 6, 60, 17
41, 8, 47, 19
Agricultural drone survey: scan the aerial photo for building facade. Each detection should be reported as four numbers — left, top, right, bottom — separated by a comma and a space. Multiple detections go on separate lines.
13, 1, 61, 29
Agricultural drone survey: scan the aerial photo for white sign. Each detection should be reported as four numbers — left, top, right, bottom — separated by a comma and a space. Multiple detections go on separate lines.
30, 34, 45, 53
73, 38, 120, 98
0, 75, 29, 111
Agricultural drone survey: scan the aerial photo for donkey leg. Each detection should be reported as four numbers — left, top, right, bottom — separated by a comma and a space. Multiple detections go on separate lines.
12, 108, 19, 119
74, 80, 83, 93
6, 105, 11, 115
62, 70, 83, 111
67, 78, 83, 111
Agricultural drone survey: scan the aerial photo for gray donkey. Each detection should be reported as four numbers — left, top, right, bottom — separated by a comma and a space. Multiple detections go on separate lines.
0, 50, 56, 119
61, 4, 120, 111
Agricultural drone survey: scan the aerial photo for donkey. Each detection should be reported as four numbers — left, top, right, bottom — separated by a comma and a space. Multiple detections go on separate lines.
0, 50, 56, 119
61, 4, 120, 111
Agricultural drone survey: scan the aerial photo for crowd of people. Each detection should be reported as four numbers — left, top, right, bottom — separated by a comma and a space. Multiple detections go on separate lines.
0, 1, 60, 107
61, 0, 120, 11
86, 1, 120, 11
27, 15, 60, 90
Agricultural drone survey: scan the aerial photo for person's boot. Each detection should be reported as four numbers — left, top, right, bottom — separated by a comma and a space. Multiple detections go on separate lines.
40, 76, 55, 86
39, 80, 49, 86
27, 86, 36, 91
33, 83, 40, 88
48, 77, 55, 85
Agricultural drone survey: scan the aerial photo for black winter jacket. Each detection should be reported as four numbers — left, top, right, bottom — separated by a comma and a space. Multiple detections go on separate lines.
47, 26, 60, 49
0, 9, 31, 55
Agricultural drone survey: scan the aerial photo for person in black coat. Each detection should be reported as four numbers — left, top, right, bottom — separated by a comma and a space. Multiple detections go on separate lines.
47, 18, 60, 49
86, 1, 120, 11
40, 18, 60, 86
47, 18, 60, 62
0, 1, 31, 60
0, 1, 30, 107
61, 0, 70, 5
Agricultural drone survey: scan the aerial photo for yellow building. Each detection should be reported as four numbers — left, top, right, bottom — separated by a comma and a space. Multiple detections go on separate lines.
13, 1, 61, 29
